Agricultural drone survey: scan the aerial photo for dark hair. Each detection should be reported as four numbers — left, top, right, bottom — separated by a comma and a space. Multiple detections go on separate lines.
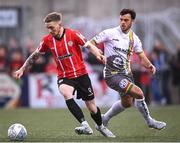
43, 12, 62, 23
120, 9, 136, 20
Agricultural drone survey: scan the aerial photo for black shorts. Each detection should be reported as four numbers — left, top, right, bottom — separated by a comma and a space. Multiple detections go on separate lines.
57, 74, 94, 101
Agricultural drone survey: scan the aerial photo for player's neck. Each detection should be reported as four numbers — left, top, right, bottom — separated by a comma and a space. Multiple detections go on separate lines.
54, 27, 65, 40
122, 29, 130, 34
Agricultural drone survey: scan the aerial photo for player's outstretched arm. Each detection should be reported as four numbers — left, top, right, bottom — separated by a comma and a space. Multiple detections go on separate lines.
138, 51, 156, 75
85, 41, 106, 64
13, 48, 41, 79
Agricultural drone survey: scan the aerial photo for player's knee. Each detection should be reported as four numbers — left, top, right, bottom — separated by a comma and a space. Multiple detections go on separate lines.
85, 101, 97, 113
136, 87, 144, 99
122, 101, 132, 108
59, 89, 71, 99
59, 85, 73, 100
89, 108, 97, 113
132, 86, 144, 99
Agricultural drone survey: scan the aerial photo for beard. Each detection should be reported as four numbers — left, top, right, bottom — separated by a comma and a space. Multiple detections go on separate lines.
53, 34, 61, 40
53, 27, 63, 40
121, 23, 132, 33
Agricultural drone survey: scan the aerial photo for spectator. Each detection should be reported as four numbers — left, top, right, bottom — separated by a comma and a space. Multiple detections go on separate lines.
131, 50, 151, 104
8, 37, 19, 51
45, 55, 57, 74
170, 44, 180, 103
9, 49, 24, 76
150, 40, 171, 105
0, 44, 9, 73
24, 38, 48, 73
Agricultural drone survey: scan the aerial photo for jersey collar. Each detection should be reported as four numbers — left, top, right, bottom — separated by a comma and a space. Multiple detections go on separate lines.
118, 26, 131, 36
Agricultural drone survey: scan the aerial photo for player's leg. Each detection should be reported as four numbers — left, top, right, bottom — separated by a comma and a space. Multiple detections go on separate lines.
58, 82, 93, 135
85, 99, 115, 138
129, 83, 166, 130
102, 77, 134, 127
75, 74, 102, 127
102, 95, 133, 127
77, 74, 115, 137
85, 100, 101, 126
128, 83, 151, 121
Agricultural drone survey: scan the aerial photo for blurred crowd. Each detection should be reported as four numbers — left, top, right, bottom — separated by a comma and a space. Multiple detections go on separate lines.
0, 37, 57, 76
0, 37, 180, 105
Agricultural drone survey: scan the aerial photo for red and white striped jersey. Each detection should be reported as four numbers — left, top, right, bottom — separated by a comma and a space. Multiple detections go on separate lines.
38, 28, 88, 79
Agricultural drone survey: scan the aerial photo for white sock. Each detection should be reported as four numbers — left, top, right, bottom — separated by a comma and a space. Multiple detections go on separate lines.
104, 100, 125, 122
134, 98, 151, 124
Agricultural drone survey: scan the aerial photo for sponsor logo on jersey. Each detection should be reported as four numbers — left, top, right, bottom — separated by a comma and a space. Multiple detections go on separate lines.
112, 38, 119, 41
57, 53, 73, 60
113, 46, 133, 55
119, 79, 128, 89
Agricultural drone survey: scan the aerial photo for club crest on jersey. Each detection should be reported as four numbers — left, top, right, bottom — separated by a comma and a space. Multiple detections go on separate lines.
68, 41, 73, 47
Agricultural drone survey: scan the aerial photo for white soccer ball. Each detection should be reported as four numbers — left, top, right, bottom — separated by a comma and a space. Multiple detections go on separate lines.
8, 123, 27, 141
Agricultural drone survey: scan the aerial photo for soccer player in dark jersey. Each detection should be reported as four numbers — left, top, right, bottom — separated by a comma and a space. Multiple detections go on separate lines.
14, 12, 115, 138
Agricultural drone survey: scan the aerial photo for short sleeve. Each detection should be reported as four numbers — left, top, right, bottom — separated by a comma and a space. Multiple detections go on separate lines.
134, 35, 143, 53
93, 30, 109, 44
73, 30, 87, 46
37, 37, 49, 54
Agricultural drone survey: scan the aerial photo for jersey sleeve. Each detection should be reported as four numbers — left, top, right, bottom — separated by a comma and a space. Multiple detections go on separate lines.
73, 30, 87, 46
134, 35, 143, 53
93, 30, 109, 44
37, 36, 49, 54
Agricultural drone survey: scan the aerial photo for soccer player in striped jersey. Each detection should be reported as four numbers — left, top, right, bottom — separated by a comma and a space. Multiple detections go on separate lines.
14, 12, 115, 138
91, 9, 166, 131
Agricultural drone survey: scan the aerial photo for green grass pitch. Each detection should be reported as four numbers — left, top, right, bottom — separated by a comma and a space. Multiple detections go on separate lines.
0, 105, 180, 142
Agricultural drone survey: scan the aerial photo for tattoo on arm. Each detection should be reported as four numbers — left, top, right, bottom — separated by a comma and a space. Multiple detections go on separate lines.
23, 50, 41, 70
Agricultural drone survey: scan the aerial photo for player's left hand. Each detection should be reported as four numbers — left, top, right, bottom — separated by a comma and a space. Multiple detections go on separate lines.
96, 54, 106, 64
148, 64, 156, 75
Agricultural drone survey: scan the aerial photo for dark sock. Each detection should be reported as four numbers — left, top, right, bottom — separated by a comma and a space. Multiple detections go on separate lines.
90, 107, 102, 126
66, 98, 85, 123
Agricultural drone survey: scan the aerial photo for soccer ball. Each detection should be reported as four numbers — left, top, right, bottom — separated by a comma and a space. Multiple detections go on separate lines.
8, 123, 27, 141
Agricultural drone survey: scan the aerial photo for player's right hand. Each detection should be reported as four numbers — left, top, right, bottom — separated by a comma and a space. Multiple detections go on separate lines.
148, 64, 156, 75
97, 49, 106, 64
13, 68, 24, 79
